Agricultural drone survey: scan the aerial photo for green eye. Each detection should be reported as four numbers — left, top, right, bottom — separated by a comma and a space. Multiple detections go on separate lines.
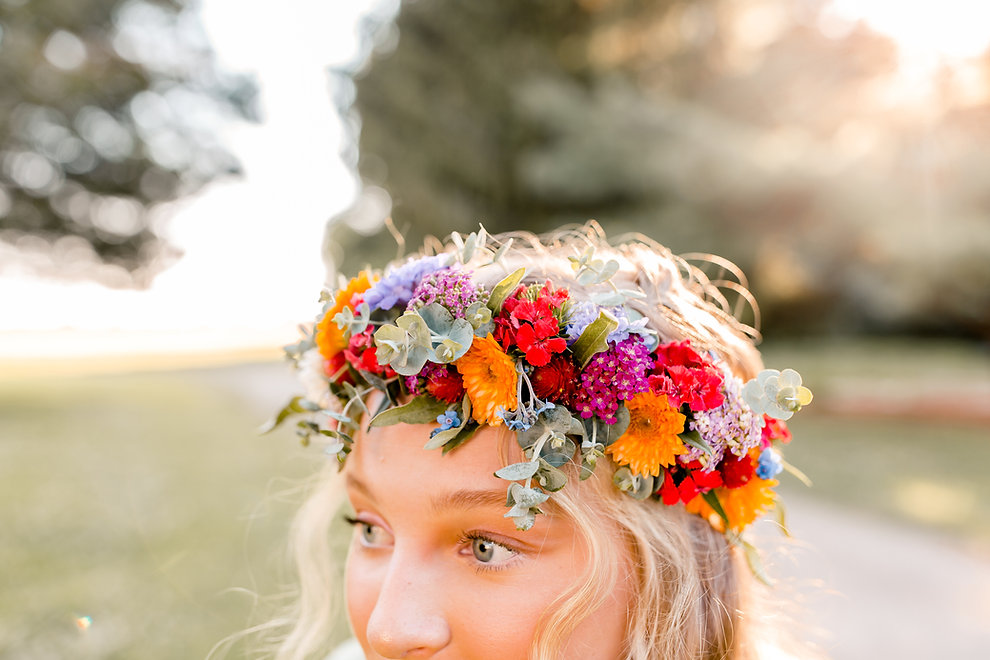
472, 538, 495, 562
470, 537, 516, 564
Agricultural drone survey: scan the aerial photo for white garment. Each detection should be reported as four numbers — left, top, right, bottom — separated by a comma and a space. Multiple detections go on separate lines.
326, 638, 364, 660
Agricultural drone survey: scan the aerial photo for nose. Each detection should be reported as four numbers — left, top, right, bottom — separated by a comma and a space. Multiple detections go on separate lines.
364, 553, 452, 658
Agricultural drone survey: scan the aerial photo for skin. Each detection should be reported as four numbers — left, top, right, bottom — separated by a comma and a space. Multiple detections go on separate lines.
344, 421, 633, 659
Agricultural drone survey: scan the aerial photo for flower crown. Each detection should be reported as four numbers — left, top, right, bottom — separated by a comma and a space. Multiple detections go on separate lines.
272, 228, 812, 575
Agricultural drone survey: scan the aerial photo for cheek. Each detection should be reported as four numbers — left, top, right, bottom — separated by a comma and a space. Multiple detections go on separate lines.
344, 545, 380, 641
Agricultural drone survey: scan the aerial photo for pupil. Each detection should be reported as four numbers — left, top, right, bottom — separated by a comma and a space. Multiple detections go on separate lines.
362, 524, 375, 542
473, 538, 494, 562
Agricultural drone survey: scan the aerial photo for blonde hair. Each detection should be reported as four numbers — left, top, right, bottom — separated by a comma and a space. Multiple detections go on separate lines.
268, 223, 783, 659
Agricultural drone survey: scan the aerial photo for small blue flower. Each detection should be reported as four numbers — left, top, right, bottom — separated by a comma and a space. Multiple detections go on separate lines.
756, 447, 783, 480
430, 410, 461, 438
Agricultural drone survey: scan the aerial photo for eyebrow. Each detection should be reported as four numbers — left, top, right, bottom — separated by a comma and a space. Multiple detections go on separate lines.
429, 488, 509, 515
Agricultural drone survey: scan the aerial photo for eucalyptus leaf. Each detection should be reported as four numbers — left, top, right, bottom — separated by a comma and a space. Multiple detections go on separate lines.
582, 405, 629, 446
361, 371, 390, 393
487, 267, 526, 313
774, 500, 791, 537
419, 303, 455, 334
516, 406, 575, 450
507, 483, 550, 508
536, 459, 568, 492
539, 435, 576, 467
679, 430, 714, 457
781, 459, 813, 487
324, 410, 354, 425
342, 382, 370, 417
323, 441, 345, 455
495, 461, 540, 481
441, 418, 479, 455
490, 238, 513, 264
701, 490, 730, 528
589, 291, 627, 307
369, 396, 449, 428
571, 310, 619, 367
259, 396, 306, 434
742, 539, 774, 587
423, 425, 463, 450
630, 475, 655, 500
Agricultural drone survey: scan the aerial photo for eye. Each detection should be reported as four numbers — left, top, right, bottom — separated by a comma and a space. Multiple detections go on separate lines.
345, 516, 392, 548
468, 536, 517, 565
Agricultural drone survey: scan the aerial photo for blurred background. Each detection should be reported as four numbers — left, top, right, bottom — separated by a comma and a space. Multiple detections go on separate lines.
2, 0, 989, 658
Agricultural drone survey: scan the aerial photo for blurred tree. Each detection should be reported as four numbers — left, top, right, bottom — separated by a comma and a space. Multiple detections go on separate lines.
331, 0, 990, 338
0, 0, 256, 286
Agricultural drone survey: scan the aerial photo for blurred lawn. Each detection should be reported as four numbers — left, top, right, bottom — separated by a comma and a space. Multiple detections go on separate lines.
2, 339, 988, 658
762, 338, 990, 550
0, 368, 336, 660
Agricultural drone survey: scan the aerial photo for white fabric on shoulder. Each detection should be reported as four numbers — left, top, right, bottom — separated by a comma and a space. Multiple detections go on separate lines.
326, 638, 364, 660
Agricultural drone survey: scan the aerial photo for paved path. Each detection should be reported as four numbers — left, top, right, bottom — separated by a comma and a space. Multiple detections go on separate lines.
199, 361, 990, 660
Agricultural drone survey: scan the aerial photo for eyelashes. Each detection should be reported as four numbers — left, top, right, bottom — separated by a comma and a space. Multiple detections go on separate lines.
343, 515, 521, 572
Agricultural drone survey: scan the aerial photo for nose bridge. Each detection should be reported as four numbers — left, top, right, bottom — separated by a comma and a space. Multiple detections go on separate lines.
365, 540, 452, 657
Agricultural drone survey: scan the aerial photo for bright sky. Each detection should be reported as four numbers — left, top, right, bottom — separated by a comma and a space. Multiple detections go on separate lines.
1, 0, 388, 359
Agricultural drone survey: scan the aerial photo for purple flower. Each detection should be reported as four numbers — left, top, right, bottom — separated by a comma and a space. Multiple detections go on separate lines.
363, 255, 448, 312
572, 336, 652, 423
686, 371, 762, 471
409, 268, 487, 318
565, 302, 651, 345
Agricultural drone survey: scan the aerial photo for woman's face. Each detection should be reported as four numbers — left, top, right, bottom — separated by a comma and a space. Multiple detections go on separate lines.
344, 421, 632, 659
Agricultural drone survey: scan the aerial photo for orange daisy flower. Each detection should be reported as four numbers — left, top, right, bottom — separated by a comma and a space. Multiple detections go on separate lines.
315, 271, 375, 363
606, 391, 687, 477
685, 478, 778, 533
455, 333, 518, 426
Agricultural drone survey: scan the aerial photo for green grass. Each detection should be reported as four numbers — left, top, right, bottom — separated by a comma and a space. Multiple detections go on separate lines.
0, 372, 329, 660
762, 338, 990, 548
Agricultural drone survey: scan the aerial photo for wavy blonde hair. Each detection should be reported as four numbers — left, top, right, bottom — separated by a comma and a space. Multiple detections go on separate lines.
266, 223, 789, 659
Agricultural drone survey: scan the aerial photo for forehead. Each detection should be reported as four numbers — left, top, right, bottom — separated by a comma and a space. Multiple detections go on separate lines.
346, 421, 515, 498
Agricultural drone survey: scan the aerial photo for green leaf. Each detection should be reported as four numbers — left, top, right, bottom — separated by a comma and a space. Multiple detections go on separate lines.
495, 461, 540, 481
424, 395, 471, 450
369, 396, 449, 428
259, 396, 306, 434
741, 539, 774, 587
423, 424, 463, 450
487, 267, 526, 313
539, 435, 576, 467
774, 499, 791, 537
679, 430, 714, 457
490, 238, 513, 264
582, 406, 629, 447
536, 459, 568, 492
571, 310, 619, 367
324, 410, 354, 425
781, 459, 813, 487
441, 419, 479, 454
701, 490, 730, 528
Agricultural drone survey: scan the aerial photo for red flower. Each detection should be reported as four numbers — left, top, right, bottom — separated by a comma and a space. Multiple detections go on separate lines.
494, 281, 568, 365
658, 463, 724, 506
516, 323, 567, 366
425, 366, 465, 403
719, 453, 756, 489
761, 416, 792, 448
649, 340, 725, 412
531, 355, 577, 402
659, 469, 680, 505
651, 365, 725, 411
343, 328, 395, 377
654, 340, 706, 369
